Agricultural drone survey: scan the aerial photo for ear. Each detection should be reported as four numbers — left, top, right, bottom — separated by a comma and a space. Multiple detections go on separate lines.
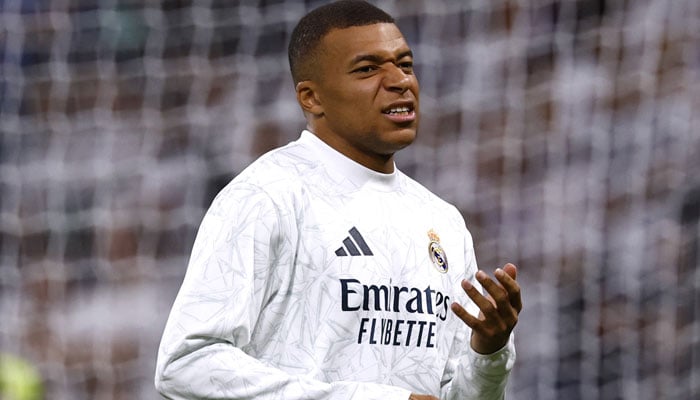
296, 81, 324, 116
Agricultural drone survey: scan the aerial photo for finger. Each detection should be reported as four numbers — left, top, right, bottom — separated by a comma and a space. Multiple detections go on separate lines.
503, 263, 517, 280
495, 265, 522, 312
478, 271, 520, 326
462, 275, 496, 315
450, 300, 481, 329
409, 395, 439, 400
475, 271, 511, 315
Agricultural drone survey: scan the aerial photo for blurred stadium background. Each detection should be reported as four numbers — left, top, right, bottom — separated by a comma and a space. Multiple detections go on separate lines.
1, 0, 698, 399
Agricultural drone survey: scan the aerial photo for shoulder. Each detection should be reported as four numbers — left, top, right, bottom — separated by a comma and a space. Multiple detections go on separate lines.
211, 140, 318, 213
397, 170, 473, 242
241, 140, 317, 185
398, 170, 464, 219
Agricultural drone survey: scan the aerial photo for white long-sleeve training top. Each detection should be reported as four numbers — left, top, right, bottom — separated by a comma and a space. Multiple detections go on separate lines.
155, 130, 515, 399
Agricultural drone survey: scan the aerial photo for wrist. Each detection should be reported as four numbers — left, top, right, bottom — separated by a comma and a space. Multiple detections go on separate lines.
470, 333, 509, 355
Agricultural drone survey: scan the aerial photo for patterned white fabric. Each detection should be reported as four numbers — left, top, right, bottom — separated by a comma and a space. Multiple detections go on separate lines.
155, 130, 515, 399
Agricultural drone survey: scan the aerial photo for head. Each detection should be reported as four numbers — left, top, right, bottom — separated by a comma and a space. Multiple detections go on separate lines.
288, 0, 420, 173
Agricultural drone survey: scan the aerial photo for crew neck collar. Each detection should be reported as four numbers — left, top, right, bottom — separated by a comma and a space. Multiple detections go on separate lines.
298, 130, 401, 191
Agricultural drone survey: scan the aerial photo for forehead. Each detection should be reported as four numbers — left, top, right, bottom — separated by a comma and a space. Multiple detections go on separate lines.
319, 23, 411, 62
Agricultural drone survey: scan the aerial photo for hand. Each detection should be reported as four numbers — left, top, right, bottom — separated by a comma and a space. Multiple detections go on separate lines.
451, 263, 522, 354
409, 394, 438, 400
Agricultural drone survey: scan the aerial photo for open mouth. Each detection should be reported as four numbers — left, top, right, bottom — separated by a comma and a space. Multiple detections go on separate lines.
382, 102, 416, 123
382, 103, 415, 116
383, 106, 413, 116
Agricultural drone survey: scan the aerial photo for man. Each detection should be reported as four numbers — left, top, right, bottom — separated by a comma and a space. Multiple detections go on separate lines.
155, 1, 522, 399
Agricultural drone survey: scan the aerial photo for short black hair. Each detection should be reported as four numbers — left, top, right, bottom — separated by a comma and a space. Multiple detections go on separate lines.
288, 0, 395, 84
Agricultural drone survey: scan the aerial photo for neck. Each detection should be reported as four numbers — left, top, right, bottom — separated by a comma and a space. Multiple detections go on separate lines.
306, 125, 396, 174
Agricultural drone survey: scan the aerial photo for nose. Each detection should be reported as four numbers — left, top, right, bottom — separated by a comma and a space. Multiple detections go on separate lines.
383, 64, 412, 93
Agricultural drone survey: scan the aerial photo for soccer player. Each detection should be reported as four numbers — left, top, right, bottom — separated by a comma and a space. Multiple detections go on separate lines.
155, 1, 522, 399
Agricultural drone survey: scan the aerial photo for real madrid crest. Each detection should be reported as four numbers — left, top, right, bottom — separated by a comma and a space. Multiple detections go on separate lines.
427, 229, 448, 273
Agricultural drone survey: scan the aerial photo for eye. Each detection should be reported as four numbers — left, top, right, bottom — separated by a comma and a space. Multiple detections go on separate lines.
353, 65, 378, 74
399, 61, 414, 72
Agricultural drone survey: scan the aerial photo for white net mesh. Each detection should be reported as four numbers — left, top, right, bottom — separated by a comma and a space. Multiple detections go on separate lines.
1, 0, 698, 399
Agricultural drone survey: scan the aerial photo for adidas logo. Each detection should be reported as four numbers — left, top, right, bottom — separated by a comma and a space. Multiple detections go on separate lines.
335, 227, 374, 257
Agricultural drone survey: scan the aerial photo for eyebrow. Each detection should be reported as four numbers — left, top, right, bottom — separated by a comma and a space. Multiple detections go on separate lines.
349, 49, 414, 67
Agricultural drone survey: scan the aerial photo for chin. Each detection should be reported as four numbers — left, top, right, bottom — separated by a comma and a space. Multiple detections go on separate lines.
387, 129, 417, 151
396, 125, 418, 142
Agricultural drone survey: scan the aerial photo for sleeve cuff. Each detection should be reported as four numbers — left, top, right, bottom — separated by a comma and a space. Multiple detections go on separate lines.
466, 335, 516, 377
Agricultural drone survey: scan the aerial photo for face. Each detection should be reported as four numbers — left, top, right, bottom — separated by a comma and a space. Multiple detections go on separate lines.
297, 23, 420, 173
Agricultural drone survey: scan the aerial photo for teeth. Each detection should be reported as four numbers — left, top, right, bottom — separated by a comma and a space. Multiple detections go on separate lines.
386, 106, 411, 115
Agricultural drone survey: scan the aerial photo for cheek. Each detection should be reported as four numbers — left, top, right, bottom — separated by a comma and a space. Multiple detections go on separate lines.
332, 91, 375, 118
410, 78, 420, 98
321, 80, 381, 122
338, 80, 377, 101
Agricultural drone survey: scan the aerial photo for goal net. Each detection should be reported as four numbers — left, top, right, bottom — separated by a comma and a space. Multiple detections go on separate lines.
1, 0, 698, 399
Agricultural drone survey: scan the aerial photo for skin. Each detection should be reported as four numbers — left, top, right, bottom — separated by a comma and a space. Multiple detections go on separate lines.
295, 23, 419, 174
294, 22, 522, 399
409, 395, 438, 400
451, 263, 522, 355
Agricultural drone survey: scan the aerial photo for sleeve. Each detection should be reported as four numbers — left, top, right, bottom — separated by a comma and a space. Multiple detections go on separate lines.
154, 182, 412, 400
439, 229, 516, 400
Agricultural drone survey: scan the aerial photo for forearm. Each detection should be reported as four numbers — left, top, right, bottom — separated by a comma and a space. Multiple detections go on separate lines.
156, 341, 412, 400
443, 336, 515, 400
